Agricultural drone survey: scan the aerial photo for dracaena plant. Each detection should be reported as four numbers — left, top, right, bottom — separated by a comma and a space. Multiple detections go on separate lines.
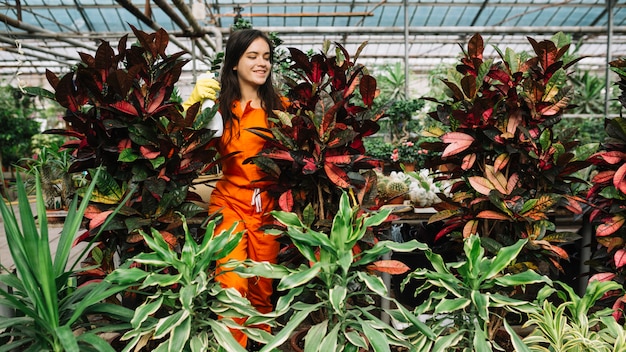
0, 170, 134, 352
42, 26, 222, 276
246, 41, 382, 229
421, 33, 590, 275
246, 191, 424, 351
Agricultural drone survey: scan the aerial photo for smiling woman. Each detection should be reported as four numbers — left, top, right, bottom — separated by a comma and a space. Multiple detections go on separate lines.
182, 28, 287, 349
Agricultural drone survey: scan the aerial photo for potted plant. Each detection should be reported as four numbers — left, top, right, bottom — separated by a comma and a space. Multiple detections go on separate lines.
584, 58, 626, 313
17, 146, 76, 211
0, 170, 134, 351
245, 41, 382, 229
392, 234, 551, 350
375, 170, 411, 205
420, 32, 591, 276
391, 140, 424, 171
249, 191, 424, 351
105, 216, 286, 351
41, 26, 225, 277
520, 279, 626, 351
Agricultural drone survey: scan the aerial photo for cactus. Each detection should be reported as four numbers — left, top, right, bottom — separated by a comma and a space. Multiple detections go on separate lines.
386, 180, 409, 199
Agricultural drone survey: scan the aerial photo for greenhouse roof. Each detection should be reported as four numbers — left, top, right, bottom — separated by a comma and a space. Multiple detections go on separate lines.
1, 0, 625, 84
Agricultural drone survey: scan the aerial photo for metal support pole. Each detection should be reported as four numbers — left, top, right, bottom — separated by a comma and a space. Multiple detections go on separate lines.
404, 0, 410, 98
605, 0, 614, 116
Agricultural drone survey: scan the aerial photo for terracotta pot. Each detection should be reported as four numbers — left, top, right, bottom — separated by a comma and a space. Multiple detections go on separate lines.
402, 162, 416, 172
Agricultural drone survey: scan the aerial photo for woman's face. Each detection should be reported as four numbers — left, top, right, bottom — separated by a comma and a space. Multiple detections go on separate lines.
234, 37, 271, 90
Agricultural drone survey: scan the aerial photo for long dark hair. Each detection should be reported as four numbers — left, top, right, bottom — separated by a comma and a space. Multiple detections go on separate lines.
219, 29, 283, 134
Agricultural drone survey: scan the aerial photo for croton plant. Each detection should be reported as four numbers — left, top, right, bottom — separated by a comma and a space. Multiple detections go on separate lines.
44, 26, 223, 276
586, 58, 626, 305
246, 41, 382, 229
422, 33, 591, 275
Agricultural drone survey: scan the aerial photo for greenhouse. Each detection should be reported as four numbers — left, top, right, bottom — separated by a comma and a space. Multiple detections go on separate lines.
2, 1, 626, 351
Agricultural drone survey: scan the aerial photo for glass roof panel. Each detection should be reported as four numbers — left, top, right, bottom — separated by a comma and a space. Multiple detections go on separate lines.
0, 0, 623, 85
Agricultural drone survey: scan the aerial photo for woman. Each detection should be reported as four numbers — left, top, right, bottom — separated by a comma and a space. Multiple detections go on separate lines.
183, 29, 285, 348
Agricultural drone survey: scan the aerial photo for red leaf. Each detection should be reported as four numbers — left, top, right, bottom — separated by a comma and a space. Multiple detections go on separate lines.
615, 249, 626, 269
589, 272, 616, 283
594, 151, 626, 165
140, 146, 160, 159
613, 163, 626, 194
461, 153, 476, 170
366, 260, 410, 275
591, 170, 615, 184
324, 163, 350, 188
359, 75, 377, 107
279, 191, 294, 212
111, 100, 139, 116
159, 230, 177, 249
476, 210, 511, 220
596, 215, 626, 237
89, 210, 114, 230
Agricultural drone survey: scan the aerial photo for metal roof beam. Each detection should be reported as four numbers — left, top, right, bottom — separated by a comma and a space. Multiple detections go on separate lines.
170, 0, 221, 52
258, 25, 626, 35
113, 0, 211, 63
0, 35, 76, 61
0, 12, 97, 51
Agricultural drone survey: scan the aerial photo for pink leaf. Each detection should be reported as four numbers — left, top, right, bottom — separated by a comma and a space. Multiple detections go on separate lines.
613, 163, 626, 194
441, 132, 474, 158
615, 249, 626, 269
589, 272, 616, 283
468, 176, 493, 196
596, 215, 626, 237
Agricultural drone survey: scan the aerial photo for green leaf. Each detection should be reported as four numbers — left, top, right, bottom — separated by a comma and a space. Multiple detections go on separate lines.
168, 316, 191, 352
304, 321, 328, 352
494, 270, 551, 287
480, 238, 527, 281
503, 319, 532, 352
76, 332, 117, 352
271, 210, 304, 227
361, 322, 391, 352
207, 320, 248, 352
118, 148, 139, 162
434, 297, 471, 314
130, 296, 163, 328
277, 264, 321, 290
471, 289, 489, 323
317, 323, 340, 352
329, 286, 347, 315
56, 325, 79, 352
106, 267, 150, 285
154, 310, 188, 339
357, 271, 388, 297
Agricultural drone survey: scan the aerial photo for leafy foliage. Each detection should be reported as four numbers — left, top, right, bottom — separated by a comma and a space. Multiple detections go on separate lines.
43, 26, 222, 275
421, 33, 590, 274
0, 170, 133, 352
250, 191, 423, 351
246, 41, 382, 228
106, 218, 264, 352
586, 58, 626, 287
394, 235, 550, 351
522, 280, 626, 352
0, 85, 40, 168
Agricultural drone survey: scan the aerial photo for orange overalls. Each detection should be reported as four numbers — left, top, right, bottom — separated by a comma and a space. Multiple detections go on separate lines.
208, 100, 278, 347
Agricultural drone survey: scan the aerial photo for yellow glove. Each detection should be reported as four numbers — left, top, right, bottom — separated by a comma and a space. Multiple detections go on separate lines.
182, 72, 220, 112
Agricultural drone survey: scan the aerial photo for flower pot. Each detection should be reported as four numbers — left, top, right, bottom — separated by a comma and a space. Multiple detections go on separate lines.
402, 162, 416, 172
190, 173, 222, 205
